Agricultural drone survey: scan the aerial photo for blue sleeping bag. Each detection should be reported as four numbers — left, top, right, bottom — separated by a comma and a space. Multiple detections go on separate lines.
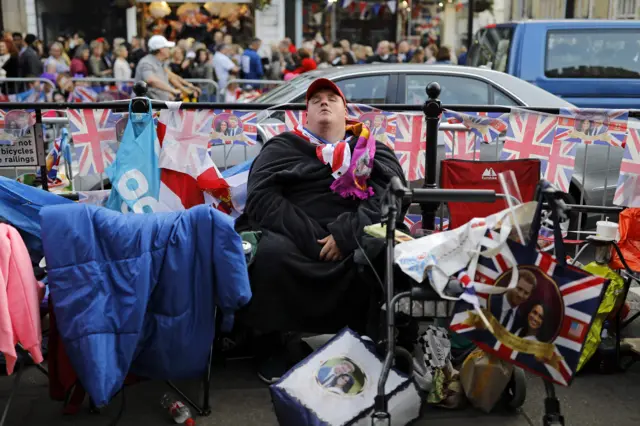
40, 204, 252, 406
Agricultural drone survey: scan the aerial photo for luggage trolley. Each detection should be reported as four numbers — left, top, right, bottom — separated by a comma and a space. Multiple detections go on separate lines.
371, 177, 569, 426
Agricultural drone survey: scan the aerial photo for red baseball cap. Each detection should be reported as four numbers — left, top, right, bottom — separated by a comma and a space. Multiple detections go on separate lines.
306, 78, 346, 105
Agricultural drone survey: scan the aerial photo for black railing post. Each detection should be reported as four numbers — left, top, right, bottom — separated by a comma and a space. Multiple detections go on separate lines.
421, 82, 442, 230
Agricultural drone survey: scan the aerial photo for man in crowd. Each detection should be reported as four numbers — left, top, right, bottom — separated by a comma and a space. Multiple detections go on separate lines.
241, 38, 264, 80
240, 78, 407, 383
14, 33, 43, 77
366, 40, 397, 64
128, 36, 147, 74
213, 44, 239, 91
134, 35, 199, 101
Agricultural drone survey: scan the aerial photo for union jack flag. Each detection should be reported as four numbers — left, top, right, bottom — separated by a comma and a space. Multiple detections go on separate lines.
451, 232, 606, 386
158, 109, 215, 178
67, 109, 123, 176
444, 110, 508, 144
259, 123, 288, 140
444, 130, 479, 160
403, 214, 449, 234
284, 110, 307, 131
501, 110, 574, 191
77, 190, 111, 207
554, 108, 629, 149
70, 86, 101, 103
395, 114, 425, 181
5, 88, 49, 103
209, 110, 258, 146
614, 127, 640, 207
347, 103, 396, 150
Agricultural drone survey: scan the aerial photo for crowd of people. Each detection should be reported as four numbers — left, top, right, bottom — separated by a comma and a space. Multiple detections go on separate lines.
0, 29, 468, 102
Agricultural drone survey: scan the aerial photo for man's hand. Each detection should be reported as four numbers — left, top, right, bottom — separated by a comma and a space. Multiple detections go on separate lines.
318, 235, 343, 262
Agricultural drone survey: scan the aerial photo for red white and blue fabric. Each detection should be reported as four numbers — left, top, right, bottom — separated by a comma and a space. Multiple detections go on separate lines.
403, 214, 449, 234
444, 110, 508, 144
3, 88, 49, 103
284, 110, 307, 130
394, 114, 425, 181
501, 110, 576, 193
554, 108, 629, 148
209, 109, 258, 146
614, 126, 640, 207
294, 125, 352, 179
67, 108, 123, 175
156, 106, 231, 213
347, 103, 397, 150
450, 230, 607, 386
444, 130, 479, 160
260, 123, 288, 140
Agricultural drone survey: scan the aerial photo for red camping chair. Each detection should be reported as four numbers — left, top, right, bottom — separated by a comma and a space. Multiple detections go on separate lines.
440, 159, 541, 229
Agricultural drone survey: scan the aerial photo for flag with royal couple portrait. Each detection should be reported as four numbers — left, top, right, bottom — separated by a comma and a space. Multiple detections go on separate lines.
450, 230, 608, 386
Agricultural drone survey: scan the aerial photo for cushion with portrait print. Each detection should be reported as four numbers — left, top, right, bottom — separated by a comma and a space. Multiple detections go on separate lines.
270, 328, 422, 426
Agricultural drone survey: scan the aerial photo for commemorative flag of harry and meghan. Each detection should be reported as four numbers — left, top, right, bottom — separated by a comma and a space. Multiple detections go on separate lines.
501, 109, 577, 193
208, 110, 258, 146
450, 230, 607, 386
442, 110, 509, 161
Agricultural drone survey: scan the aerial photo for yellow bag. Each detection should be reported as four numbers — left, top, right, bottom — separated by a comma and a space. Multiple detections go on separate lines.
577, 262, 625, 371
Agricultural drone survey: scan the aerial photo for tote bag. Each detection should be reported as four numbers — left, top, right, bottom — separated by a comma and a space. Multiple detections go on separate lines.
450, 193, 608, 385
105, 100, 166, 214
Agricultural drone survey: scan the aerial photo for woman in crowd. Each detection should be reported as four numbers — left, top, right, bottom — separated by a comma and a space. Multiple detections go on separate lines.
44, 42, 70, 74
0, 39, 19, 79
425, 44, 438, 64
70, 46, 90, 77
339, 51, 355, 66
410, 46, 425, 64
435, 45, 453, 64
113, 44, 132, 81
315, 49, 331, 69
169, 47, 192, 78
88, 40, 112, 77
190, 48, 214, 80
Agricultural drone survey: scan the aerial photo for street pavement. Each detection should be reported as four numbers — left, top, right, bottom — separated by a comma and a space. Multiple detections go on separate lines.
0, 338, 639, 426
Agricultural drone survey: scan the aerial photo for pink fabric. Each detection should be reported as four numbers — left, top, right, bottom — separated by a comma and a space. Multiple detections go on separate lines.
0, 224, 44, 374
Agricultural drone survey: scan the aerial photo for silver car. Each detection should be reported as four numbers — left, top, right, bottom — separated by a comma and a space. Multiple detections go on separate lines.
252, 64, 622, 215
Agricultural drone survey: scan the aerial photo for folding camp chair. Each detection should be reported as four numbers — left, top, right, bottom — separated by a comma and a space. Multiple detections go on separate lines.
439, 158, 541, 229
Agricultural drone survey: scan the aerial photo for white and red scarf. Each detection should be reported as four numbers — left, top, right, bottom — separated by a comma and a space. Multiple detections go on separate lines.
293, 122, 377, 199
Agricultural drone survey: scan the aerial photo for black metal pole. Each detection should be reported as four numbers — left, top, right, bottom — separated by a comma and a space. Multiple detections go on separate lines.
467, 0, 474, 51
421, 82, 442, 230
34, 109, 48, 192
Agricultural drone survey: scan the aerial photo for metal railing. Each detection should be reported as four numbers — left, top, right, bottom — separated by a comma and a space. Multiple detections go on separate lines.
0, 85, 638, 229
0, 78, 56, 100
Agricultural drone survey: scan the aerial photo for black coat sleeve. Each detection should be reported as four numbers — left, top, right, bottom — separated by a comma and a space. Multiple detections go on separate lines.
327, 143, 409, 255
245, 136, 327, 257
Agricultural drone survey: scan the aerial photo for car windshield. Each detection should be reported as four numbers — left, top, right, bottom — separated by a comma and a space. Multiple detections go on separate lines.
254, 74, 316, 104
545, 29, 640, 79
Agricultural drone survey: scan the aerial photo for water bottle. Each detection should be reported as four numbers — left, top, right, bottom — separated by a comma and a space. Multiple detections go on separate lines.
160, 393, 195, 425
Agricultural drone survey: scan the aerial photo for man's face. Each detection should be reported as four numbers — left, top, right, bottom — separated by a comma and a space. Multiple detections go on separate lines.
334, 362, 354, 375
509, 278, 534, 306
378, 42, 389, 55
398, 41, 409, 53
374, 115, 383, 127
157, 47, 171, 61
229, 117, 238, 128
13, 35, 23, 49
306, 89, 346, 130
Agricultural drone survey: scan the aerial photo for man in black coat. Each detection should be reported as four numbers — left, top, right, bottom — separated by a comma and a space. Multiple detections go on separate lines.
240, 78, 407, 383
16, 34, 43, 78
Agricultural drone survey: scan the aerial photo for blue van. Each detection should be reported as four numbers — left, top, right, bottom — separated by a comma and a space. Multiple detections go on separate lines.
467, 20, 640, 109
